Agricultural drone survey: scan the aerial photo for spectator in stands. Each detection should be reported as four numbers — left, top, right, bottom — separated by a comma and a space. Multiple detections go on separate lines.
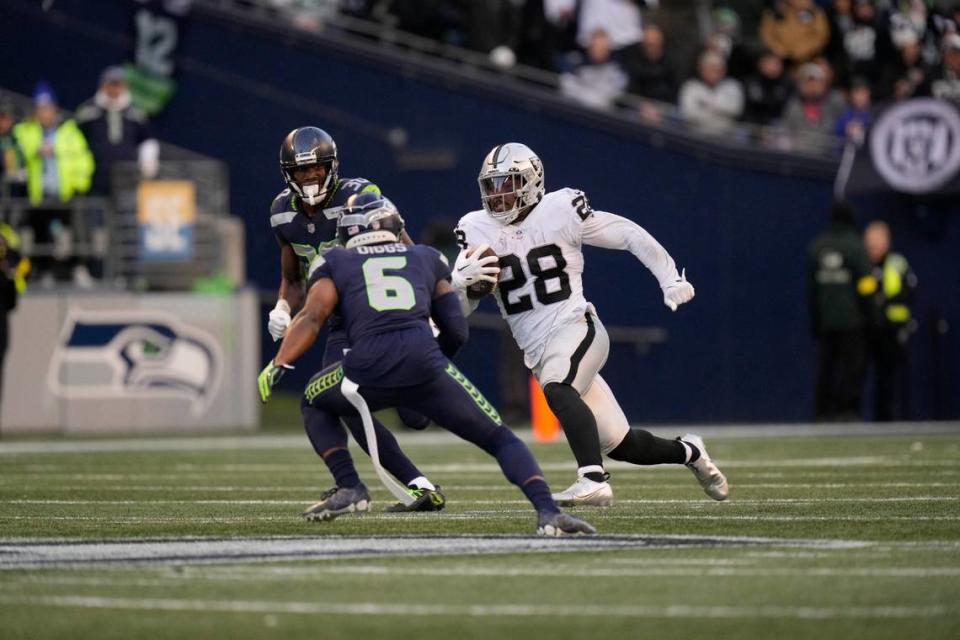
834, 76, 873, 141
390, 0, 466, 46
782, 62, 845, 150
884, 30, 934, 99
704, 7, 753, 80
807, 201, 876, 422
889, 0, 940, 68
826, 0, 855, 72
76, 66, 159, 195
12, 83, 94, 287
760, 0, 831, 66
0, 98, 26, 199
931, 33, 960, 101
625, 24, 677, 103
461, 1, 524, 69
742, 49, 793, 125
679, 50, 745, 134
560, 28, 629, 110
542, 0, 581, 71
577, 0, 651, 56
931, 2, 960, 51
835, 0, 895, 91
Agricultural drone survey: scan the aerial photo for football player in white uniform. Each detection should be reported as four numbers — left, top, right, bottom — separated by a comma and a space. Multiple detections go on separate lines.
451, 142, 728, 506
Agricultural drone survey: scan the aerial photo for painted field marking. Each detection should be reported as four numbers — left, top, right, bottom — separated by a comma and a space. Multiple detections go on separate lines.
0, 534, 872, 569
0, 594, 951, 620
3, 496, 958, 506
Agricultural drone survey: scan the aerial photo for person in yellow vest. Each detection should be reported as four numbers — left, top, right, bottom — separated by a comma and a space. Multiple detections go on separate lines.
864, 220, 917, 421
0, 222, 29, 409
12, 83, 94, 286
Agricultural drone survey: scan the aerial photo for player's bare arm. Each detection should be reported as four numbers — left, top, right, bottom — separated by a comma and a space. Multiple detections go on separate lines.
275, 277, 339, 368
278, 240, 306, 311
259, 277, 339, 402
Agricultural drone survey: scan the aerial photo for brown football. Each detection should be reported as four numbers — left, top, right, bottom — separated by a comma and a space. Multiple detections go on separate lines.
466, 246, 499, 300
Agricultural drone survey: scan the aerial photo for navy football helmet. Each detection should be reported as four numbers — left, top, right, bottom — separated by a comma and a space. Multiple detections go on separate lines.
280, 127, 339, 205
337, 192, 405, 249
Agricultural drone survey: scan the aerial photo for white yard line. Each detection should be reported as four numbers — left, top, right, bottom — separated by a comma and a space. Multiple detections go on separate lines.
1, 513, 958, 522
8, 564, 960, 588
0, 594, 950, 620
4, 496, 957, 506
9, 482, 949, 492
1, 421, 957, 455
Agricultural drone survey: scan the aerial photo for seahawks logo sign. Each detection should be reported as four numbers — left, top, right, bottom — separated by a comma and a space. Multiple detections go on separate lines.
870, 99, 960, 194
48, 310, 222, 414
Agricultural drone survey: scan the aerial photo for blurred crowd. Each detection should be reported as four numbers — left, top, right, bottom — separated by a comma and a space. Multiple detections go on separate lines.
0, 68, 159, 288
259, 0, 960, 151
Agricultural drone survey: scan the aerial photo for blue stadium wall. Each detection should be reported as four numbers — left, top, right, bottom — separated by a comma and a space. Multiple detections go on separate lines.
3, 0, 957, 421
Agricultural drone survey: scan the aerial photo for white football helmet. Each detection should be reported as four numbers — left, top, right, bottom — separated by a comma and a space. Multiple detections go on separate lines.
477, 143, 545, 224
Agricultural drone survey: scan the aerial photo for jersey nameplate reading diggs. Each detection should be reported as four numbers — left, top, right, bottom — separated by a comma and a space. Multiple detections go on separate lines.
270, 177, 381, 277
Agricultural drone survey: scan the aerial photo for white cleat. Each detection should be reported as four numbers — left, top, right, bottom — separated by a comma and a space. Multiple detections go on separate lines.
681, 433, 729, 501
551, 476, 614, 507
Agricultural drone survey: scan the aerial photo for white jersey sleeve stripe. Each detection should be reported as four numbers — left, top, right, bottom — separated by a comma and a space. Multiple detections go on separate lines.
270, 211, 297, 227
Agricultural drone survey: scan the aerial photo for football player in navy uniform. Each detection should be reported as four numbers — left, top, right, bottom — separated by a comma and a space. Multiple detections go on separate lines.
267, 126, 440, 513
258, 194, 595, 535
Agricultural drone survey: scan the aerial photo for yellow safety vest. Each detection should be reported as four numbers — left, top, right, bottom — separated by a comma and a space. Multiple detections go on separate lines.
882, 253, 910, 324
12, 119, 94, 205
0, 223, 29, 293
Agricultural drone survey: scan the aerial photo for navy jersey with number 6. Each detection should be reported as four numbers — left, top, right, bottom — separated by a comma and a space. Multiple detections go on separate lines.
307, 242, 452, 387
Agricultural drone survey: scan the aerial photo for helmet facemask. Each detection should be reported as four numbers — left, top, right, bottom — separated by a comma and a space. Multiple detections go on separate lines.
477, 145, 544, 224
282, 153, 338, 206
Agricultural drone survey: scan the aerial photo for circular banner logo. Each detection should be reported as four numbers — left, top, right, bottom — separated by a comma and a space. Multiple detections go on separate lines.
870, 99, 960, 194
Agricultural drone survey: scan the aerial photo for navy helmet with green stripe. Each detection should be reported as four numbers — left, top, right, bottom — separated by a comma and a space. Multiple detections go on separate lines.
280, 126, 339, 206
337, 192, 405, 249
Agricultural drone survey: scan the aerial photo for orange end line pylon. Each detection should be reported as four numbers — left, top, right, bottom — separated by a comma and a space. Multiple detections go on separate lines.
529, 374, 560, 443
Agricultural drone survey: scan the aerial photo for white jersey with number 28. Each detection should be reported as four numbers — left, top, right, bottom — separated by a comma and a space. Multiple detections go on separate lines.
456, 188, 680, 368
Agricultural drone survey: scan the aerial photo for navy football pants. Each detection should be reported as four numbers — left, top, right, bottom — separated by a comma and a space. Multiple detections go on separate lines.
301, 360, 550, 499
308, 331, 424, 485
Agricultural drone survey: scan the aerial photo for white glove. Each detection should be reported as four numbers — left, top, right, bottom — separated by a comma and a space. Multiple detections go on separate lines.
450, 243, 500, 290
268, 300, 292, 341
662, 268, 695, 312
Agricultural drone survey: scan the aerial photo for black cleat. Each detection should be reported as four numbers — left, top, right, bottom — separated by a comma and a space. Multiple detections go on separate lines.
301, 484, 371, 521
385, 486, 446, 512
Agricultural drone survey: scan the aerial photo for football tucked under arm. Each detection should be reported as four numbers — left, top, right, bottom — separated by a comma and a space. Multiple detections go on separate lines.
451, 244, 500, 300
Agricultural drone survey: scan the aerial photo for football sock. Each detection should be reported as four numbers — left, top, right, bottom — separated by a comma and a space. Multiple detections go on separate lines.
483, 426, 557, 512
408, 476, 436, 491
322, 448, 360, 489
521, 478, 560, 514
543, 382, 604, 469
299, 405, 363, 489
578, 465, 608, 483
608, 428, 696, 465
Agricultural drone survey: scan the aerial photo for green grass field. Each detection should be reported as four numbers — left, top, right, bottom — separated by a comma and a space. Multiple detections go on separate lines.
1, 425, 959, 639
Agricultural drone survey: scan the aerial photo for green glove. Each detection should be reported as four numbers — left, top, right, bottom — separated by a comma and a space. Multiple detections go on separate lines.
258, 361, 293, 403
